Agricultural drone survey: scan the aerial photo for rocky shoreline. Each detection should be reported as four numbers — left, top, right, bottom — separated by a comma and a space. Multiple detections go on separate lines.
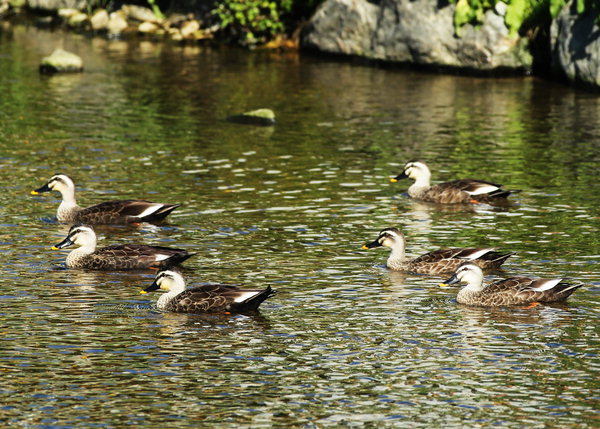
301, 0, 600, 90
1, 0, 599, 90
0, 1, 217, 43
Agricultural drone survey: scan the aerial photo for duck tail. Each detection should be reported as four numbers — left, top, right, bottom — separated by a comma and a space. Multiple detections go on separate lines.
160, 251, 195, 269
141, 204, 180, 222
240, 286, 277, 312
552, 281, 583, 300
489, 188, 521, 199
486, 251, 515, 267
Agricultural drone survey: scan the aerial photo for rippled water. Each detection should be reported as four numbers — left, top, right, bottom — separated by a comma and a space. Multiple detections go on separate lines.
1, 24, 599, 427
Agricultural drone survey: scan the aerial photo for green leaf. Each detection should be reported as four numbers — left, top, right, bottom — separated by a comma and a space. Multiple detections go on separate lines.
454, 0, 473, 34
505, 0, 528, 37
549, 0, 567, 17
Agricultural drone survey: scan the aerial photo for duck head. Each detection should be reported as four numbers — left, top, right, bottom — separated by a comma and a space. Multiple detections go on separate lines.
32, 174, 75, 196
52, 224, 97, 250
440, 262, 485, 290
391, 161, 431, 183
141, 269, 186, 295
362, 227, 405, 250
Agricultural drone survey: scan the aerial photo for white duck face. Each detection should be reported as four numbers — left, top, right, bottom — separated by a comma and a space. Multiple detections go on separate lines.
143, 270, 186, 294
377, 228, 405, 249
53, 224, 97, 250
32, 174, 75, 196
441, 263, 485, 290
363, 227, 405, 250
403, 161, 431, 181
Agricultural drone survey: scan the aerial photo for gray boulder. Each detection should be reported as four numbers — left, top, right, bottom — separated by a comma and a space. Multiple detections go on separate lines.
551, 2, 600, 88
302, 0, 532, 71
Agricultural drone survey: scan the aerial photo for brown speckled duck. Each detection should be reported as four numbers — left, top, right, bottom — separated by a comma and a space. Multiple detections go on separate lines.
391, 161, 517, 204
141, 270, 276, 314
32, 174, 179, 224
362, 227, 513, 275
53, 225, 193, 270
440, 262, 583, 306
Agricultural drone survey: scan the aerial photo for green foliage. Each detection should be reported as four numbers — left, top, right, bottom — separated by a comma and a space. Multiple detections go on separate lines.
146, 0, 165, 20
212, 0, 290, 45
212, 0, 324, 45
449, 0, 598, 38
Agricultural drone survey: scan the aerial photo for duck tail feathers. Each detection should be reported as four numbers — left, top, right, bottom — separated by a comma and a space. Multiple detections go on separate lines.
240, 286, 277, 311
140, 204, 180, 222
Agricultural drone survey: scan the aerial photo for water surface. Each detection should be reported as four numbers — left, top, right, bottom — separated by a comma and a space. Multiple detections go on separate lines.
0, 24, 598, 428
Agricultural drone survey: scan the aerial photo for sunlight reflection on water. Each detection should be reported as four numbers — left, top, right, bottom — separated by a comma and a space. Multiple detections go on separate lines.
0, 24, 598, 428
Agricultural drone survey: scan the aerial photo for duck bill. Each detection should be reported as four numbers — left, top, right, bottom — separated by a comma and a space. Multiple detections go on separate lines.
362, 240, 382, 250
52, 237, 74, 250
439, 274, 460, 287
390, 172, 408, 183
141, 280, 160, 294
31, 183, 51, 195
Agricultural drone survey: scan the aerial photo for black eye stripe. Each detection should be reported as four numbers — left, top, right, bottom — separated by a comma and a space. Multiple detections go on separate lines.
157, 272, 172, 281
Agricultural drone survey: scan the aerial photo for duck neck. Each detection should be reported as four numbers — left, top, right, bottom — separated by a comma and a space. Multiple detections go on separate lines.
386, 242, 407, 270
57, 188, 80, 221
65, 241, 96, 267
457, 279, 486, 301
157, 291, 179, 310
408, 172, 431, 196
156, 279, 186, 310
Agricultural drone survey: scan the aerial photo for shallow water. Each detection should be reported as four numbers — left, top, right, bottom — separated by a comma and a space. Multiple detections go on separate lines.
0, 24, 599, 428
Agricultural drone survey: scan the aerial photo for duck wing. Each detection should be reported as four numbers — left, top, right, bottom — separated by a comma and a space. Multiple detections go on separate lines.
169, 285, 275, 313
413, 247, 493, 264
425, 179, 513, 204
91, 244, 191, 270
481, 277, 582, 305
76, 200, 179, 224
409, 248, 511, 275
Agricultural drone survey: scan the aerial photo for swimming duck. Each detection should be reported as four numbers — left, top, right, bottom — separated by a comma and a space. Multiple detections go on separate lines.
52, 224, 193, 270
391, 161, 516, 204
141, 269, 276, 314
31, 174, 179, 224
440, 262, 583, 306
362, 227, 513, 275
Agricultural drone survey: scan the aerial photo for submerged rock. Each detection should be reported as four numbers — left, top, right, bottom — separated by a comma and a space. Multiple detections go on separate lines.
227, 108, 276, 126
302, 0, 532, 72
551, 1, 600, 89
39, 48, 83, 73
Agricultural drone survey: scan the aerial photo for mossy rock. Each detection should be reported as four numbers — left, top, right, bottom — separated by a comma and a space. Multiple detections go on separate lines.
39, 49, 83, 74
226, 108, 275, 126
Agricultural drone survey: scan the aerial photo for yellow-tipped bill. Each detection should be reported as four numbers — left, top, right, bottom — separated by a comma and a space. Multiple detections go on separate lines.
31, 190, 39, 195
361, 245, 369, 250
439, 283, 449, 287
139, 290, 148, 295
390, 178, 398, 183
51, 246, 59, 250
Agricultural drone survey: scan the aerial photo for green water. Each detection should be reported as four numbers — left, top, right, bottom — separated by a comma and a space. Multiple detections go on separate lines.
0, 24, 598, 428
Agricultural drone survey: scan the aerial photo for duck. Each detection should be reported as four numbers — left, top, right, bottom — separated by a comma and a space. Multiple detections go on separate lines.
52, 224, 193, 270
391, 161, 517, 204
140, 269, 276, 314
362, 227, 513, 275
31, 174, 179, 224
440, 262, 583, 306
